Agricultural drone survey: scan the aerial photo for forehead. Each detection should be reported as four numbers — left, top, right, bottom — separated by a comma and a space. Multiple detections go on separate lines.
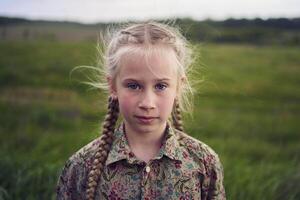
117, 45, 178, 81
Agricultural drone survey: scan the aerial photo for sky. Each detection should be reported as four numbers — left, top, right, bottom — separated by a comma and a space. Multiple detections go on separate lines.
0, 0, 299, 23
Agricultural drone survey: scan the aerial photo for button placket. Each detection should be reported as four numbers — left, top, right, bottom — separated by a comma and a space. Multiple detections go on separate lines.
141, 163, 151, 187
145, 166, 151, 173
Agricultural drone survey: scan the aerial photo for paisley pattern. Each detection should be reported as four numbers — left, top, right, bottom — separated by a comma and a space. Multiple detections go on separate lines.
56, 123, 226, 199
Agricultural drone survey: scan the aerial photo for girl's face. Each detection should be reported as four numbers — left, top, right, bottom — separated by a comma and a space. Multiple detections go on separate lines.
110, 47, 179, 135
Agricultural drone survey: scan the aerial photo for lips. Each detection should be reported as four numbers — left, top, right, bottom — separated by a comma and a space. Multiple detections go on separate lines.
134, 115, 158, 124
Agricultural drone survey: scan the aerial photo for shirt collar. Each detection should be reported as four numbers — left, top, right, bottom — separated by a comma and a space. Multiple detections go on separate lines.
105, 122, 183, 166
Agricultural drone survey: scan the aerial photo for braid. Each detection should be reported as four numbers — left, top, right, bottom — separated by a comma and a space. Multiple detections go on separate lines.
172, 99, 184, 132
85, 97, 119, 200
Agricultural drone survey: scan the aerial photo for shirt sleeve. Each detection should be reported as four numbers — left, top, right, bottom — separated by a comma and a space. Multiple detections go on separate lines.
205, 154, 226, 200
56, 158, 87, 200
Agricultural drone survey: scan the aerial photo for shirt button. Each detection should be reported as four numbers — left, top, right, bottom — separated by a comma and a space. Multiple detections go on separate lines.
145, 166, 151, 173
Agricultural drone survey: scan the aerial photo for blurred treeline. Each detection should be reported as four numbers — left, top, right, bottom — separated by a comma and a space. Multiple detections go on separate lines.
1, 16, 300, 45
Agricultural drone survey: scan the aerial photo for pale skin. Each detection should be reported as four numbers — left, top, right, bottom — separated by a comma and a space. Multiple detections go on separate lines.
108, 46, 182, 163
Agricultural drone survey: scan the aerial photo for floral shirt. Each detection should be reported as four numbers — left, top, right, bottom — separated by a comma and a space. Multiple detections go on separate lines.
56, 123, 226, 200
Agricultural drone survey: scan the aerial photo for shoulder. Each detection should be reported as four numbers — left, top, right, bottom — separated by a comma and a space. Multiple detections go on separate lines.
67, 136, 102, 167
173, 129, 226, 198
174, 129, 223, 171
59, 135, 104, 177
56, 137, 102, 199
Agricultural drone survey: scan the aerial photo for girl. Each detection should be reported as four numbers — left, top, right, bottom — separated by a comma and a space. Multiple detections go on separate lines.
56, 21, 225, 200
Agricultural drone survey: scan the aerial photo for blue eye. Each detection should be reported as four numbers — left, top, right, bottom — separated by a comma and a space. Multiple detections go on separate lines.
127, 82, 141, 90
155, 83, 167, 91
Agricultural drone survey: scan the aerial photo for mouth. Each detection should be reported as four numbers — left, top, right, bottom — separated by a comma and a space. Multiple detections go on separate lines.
134, 115, 158, 124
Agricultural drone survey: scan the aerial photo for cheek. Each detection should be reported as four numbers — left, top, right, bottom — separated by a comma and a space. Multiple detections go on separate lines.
117, 92, 135, 115
159, 92, 176, 115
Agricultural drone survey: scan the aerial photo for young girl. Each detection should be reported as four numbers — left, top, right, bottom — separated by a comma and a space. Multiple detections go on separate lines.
56, 21, 225, 200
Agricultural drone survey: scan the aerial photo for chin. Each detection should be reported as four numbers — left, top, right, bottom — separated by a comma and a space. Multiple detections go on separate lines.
135, 125, 156, 134
124, 117, 167, 134
137, 122, 167, 133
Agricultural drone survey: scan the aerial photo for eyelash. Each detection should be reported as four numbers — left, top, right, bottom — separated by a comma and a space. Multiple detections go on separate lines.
127, 82, 141, 90
155, 83, 167, 91
126, 83, 168, 91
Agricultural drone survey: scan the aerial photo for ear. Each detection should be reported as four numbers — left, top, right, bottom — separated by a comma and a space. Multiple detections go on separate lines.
180, 75, 186, 84
176, 75, 186, 92
107, 76, 117, 98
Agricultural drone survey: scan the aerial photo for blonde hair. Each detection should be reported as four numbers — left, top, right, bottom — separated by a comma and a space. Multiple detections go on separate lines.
80, 21, 195, 199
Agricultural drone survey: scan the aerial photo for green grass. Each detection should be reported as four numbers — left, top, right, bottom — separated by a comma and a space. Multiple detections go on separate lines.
0, 41, 299, 199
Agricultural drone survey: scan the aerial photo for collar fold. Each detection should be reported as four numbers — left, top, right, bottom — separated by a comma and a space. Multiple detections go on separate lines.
105, 122, 184, 166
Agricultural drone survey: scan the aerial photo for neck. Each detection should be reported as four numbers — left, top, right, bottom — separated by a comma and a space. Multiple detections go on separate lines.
123, 121, 167, 162
124, 122, 167, 147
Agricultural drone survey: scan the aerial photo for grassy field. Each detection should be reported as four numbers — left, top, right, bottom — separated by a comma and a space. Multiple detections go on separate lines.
0, 41, 299, 199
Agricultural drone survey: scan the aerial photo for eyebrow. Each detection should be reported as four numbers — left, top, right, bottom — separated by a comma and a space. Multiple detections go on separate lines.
155, 78, 171, 81
122, 78, 171, 82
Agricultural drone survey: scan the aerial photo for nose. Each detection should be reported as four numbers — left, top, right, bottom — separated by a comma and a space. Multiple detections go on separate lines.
138, 90, 155, 110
